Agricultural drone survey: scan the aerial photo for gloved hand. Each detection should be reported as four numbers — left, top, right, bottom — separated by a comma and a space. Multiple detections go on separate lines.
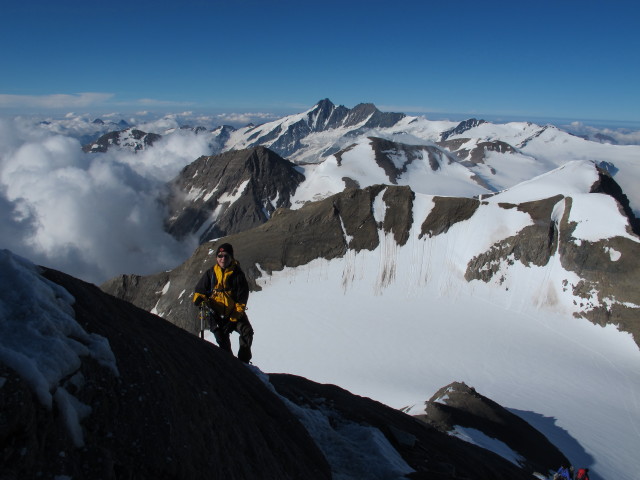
193, 293, 211, 307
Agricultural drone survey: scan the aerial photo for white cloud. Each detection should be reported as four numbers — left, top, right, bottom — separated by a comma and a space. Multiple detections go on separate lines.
0, 93, 114, 109
215, 112, 280, 126
0, 117, 200, 284
563, 121, 640, 145
106, 128, 218, 181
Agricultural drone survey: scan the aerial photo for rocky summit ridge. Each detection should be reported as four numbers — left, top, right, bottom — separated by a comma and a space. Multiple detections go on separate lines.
234, 99, 407, 159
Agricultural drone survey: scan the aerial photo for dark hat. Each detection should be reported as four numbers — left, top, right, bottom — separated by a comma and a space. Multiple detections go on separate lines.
217, 243, 234, 257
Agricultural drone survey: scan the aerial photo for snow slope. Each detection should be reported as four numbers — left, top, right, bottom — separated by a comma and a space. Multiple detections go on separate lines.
242, 217, 638, 480
230, 163, 639, 480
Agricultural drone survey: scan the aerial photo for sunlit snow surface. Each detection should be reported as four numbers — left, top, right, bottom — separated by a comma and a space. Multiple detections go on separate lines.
247, 159, 640, 480
241, 193, 640, 480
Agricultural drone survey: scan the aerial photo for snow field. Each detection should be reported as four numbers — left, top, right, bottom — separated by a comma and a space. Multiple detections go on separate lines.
244, 189, 640, 480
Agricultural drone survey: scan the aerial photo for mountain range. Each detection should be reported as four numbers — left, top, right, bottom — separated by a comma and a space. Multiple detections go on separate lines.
95, 99, 639, 346
2, 99, 640, 479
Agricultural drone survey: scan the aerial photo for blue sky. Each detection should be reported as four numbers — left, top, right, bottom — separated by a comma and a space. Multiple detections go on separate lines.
1, 0, 638, 125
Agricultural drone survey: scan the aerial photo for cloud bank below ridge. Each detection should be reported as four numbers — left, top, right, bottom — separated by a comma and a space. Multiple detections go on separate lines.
0, 118, 206, 284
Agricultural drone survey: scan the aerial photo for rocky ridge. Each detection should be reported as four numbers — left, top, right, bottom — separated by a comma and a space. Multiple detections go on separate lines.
222, 99, 408, 161
410, 382, 569, 478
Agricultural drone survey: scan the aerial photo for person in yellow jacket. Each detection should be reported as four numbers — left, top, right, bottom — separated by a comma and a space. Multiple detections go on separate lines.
193, 243, 253, 363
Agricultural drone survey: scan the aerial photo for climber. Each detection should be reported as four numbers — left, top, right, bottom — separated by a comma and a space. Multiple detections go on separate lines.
193, 243, 253, 363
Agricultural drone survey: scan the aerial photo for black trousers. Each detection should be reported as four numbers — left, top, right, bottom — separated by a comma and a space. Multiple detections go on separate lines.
212, 315, 253, 363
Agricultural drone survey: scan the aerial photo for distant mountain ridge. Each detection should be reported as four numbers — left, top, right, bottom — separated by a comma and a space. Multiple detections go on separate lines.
165, 146, 305, 243
73, 100, 640, 219
78, 99, 408, 159
440, 118, 486, 141
103, 161, 640, 348
82, 127, 161, 153
223, 98, 408, 160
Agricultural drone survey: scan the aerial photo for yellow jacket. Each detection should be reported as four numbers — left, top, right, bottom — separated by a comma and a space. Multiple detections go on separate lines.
193, 261, 249, 322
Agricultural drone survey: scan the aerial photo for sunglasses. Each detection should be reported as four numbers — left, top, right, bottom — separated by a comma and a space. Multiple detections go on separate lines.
217, 253, 230, 259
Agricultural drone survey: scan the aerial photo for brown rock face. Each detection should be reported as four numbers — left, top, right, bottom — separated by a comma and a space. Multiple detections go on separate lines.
555, 198, 640, 343
421, 197, 481, 238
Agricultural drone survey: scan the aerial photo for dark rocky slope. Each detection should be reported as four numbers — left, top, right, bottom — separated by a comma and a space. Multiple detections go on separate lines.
2, 267, 330, 480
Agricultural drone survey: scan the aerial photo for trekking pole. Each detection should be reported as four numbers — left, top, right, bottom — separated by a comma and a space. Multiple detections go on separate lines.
199, 304, 206, 339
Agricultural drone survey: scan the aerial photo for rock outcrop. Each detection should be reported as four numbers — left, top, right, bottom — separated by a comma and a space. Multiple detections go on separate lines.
270, 375, 532, 480
164, 146, 305, 243
411, 382, 569, 478
82, 128, 161, 153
